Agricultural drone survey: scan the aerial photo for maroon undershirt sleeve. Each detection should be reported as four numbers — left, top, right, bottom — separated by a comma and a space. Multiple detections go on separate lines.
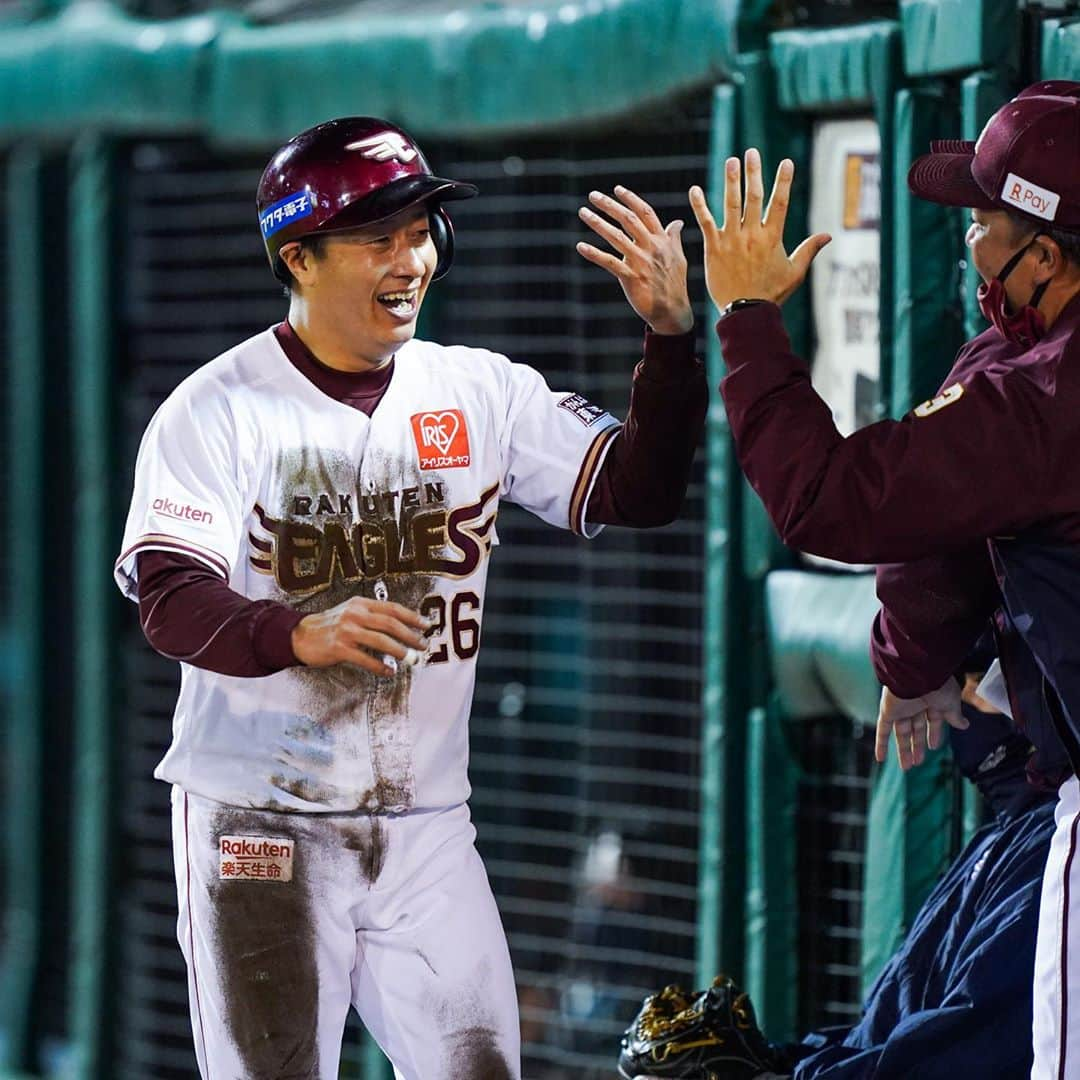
137, 550, 303, 677
586, 327, 707, 526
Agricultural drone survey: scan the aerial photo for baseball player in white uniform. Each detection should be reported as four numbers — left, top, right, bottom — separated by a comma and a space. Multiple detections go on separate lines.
114, 117, 707, 1079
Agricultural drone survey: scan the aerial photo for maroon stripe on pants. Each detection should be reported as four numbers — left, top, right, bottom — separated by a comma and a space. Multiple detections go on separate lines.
185, 793, 211, 1077
1060, 807, 1080, 1080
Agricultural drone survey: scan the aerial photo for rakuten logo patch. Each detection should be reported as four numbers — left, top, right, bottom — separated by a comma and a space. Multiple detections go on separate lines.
219, 834, 294, 882
152, 496, 214, 525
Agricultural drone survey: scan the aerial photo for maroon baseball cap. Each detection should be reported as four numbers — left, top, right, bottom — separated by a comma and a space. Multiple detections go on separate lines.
908, 81, 1080, 231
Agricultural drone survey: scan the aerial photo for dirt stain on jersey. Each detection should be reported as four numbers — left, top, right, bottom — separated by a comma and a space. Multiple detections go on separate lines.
265, 448, 438, 811
341, 815, 387, 883
267, 772, 343, 807
207, 807, 320, 1080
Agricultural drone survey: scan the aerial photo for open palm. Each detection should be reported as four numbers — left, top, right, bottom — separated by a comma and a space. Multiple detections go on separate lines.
688, 148, 831, 312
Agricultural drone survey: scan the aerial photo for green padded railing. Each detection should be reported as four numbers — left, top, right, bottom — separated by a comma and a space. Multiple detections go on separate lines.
900, 0, 1019, 77
0, 0, 739, 140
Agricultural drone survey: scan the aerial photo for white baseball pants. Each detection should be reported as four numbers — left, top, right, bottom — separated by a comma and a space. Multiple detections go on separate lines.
1033, 774, 1080, 1079
171, 787, 521, 1080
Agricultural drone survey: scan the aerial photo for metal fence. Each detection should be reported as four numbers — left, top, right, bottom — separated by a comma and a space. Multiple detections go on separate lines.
109, 93, 710, 1077
112, 141, 283, 1080
436, 100, 711, 1076
796, 716, 876, 1032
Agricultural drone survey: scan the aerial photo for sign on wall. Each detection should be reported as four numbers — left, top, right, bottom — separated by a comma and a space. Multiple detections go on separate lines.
809, 117, 881, 439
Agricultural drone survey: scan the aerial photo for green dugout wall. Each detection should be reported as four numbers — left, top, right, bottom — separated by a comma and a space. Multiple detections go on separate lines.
0, 0, 1067, 1076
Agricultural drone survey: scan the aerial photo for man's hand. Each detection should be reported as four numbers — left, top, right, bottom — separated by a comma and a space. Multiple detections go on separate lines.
875, 679, 969, 771
688, 148, 831, 312
576, 185, 693, 335
291, 596, 429, 676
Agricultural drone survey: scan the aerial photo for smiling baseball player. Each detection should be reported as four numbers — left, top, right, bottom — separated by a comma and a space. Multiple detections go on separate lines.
114, 117, 707, 1079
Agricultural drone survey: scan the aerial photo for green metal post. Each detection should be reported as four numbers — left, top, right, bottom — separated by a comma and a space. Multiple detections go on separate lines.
891, 84, 965, 418
67, 133, 115, 1080
698, 81, 741, 984
0, 145, 45, 1078
742, 700, 799, 1041
961, 72, 1012, 342
861, 749, 955, 995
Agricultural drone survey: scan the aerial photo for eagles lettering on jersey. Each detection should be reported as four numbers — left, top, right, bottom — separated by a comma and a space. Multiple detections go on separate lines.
249, 480, 498, 596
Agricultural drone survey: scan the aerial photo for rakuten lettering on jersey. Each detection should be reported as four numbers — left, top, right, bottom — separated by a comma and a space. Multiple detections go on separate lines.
152, 496, 214, 525
218, 834, 294, 882
411, 409, 471, 470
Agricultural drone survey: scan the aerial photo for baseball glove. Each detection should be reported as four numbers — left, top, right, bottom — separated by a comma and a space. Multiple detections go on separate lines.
617, 975, 786, 1079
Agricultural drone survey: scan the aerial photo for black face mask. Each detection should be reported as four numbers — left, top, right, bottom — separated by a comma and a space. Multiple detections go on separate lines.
977, 233, 1051, 348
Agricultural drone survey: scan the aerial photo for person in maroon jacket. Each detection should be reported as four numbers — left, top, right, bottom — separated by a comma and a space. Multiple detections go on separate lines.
688, 81, 1080, 1078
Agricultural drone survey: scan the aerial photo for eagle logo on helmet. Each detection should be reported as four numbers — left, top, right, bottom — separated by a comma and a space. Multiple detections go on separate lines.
345, 132, 419, 164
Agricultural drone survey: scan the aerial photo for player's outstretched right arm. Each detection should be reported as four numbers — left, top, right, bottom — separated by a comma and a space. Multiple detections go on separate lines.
291, 597, 429, 675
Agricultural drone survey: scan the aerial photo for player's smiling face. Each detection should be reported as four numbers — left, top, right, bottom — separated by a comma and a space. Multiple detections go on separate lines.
285, 205, 438, 366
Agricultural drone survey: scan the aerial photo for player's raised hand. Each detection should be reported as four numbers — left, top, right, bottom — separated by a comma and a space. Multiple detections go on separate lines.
576, 186, 693, 336
688, 148, 831, 313
291, 596, 430, 676
875, 680, 968, 771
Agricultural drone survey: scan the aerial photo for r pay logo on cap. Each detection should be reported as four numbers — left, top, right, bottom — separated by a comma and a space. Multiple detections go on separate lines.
1001, 172, 1061, 222
410, 409, 471, 470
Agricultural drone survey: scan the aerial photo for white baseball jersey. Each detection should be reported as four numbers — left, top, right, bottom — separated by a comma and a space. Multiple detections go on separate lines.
115, 327, 619, 813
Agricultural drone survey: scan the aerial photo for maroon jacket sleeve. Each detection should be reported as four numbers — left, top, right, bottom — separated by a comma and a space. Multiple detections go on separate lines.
718, 302, 1064, 564
136, 551, 304, 677
586, 327, 707, 526
870, 545, 1002, 698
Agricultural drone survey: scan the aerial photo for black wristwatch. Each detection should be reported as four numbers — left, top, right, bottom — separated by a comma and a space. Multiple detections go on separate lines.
718, 298, 767, 320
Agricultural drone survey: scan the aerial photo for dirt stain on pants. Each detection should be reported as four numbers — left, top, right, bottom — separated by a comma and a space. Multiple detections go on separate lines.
443, 1026, 514, 1080
208, 810, 320, 1080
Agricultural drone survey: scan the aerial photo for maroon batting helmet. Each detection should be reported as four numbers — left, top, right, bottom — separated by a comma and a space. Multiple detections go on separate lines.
256, 117, 478, 284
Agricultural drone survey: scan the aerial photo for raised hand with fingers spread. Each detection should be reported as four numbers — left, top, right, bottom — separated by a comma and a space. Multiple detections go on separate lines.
688, 147, 831, 313
577, 185, 694, 335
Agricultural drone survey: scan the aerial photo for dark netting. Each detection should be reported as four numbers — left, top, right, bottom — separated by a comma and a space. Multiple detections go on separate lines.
796, 717, 876, 1032
34, 153, 77, 1069
433, 96, 709, 1078
1, 150, 77, 1069
112, 141, 285, 1080
111, 90, 708, 1078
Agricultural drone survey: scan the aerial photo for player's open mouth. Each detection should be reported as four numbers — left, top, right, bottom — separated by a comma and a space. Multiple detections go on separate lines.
376, 290, 418, 320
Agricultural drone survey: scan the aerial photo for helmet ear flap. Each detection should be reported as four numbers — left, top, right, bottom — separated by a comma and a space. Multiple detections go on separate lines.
430, 205, 455, 280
